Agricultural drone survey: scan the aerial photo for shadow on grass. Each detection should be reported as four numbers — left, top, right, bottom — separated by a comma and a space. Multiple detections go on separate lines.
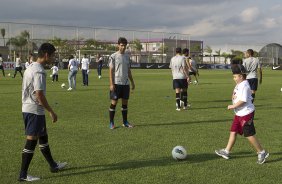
137, 119, 230, 127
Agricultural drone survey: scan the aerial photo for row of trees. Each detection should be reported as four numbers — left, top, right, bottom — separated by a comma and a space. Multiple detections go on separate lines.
0, 28, 147, 62
204, 45, 259, 64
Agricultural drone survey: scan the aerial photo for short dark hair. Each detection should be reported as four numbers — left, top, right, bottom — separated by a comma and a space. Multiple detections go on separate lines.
231, 64, 247, 78
38, 43, 56, 58
176, 47, 182, 54
69, 55, 74, 60
118, 37, 128, 45
183, 48, 189, 54
246, 49, 254, 56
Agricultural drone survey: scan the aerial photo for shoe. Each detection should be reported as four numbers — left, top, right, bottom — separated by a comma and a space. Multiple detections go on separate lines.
50, 162, 67, 173
215, 149, 230, 159
67, 87, 72, 91
183, 106, 188, 110
18, 175, 40, 182
257, 151, 269, 164
109, 122, 115, 129
123, 121, 134, 128
176, 108, 181, 111
98, 75, 101, 79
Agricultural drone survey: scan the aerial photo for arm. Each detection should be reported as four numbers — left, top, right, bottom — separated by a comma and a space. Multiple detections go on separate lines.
128, 68, 135, 90
227, 100, 245, 110
259, 67, 262, 84
109, 66, 115, 91
35, 90, 57, 123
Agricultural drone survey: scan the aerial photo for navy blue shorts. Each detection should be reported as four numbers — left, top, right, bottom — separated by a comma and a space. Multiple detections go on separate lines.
173, 79, 188, 89
189, 71, 196, 76
22, 113, 47, 136
110, 84, 130, 100
247, 78, 258, 91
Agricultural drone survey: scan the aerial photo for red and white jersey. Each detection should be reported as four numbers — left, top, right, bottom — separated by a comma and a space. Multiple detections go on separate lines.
232, 80, 255, 116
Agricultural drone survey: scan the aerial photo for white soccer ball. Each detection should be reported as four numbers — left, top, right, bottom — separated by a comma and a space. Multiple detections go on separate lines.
193, 80, 198, 85
281, 87, 282, 92
50, 74, 53, 78
172, 146, 187, 160
8, 73, 11, 77
61, 83, 66, 88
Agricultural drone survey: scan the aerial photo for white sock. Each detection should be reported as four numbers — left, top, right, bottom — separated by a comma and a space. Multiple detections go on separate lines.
224, 149, 230, 154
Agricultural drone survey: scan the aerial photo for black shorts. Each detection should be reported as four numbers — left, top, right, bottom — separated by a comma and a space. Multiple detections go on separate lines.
0, 65, 3, 70
15, 67, 22, 71
110, 84, 130, 100
189, 71, 196, 76
173, 79, 188, 89
22, 113, 47, 136
247, 78, 258, 91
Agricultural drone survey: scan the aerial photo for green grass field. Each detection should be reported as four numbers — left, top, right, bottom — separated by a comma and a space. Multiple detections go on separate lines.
0, 68, 282, 184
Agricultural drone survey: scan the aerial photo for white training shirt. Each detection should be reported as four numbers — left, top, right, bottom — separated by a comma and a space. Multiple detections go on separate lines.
81, 57, 90, 70
169, 55, 187, 79
25, 62, 30, 69
109, 51, 130, 85
0, 56, 3, 65
51, 66, 59, 75
189, 59, 197, 72
242, 57, 261, 79
22, 62, 46, 115
232, 80, 255, 116
69, 59, 79, 71
16, 57, 21, 67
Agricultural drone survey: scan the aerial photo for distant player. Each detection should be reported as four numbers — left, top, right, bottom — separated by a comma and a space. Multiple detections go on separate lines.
13, 53, 23, 78
170, 47, 190, 111
215, 64, 269, 164
183, 49, 199, 84
19, 43, 67, 182
0, 53, 5, 77
50, 64, 59, 82
96, 53, 103, 79
108, 37, 135, 129
81, 54, 90, 86
67, 55, 79, 91
242, 49, 262, 103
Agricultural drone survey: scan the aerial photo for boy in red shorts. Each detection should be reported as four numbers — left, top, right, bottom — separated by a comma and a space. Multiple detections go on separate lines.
215, 64, 269, 164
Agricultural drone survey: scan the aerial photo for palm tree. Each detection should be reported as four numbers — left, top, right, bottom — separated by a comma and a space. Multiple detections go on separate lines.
204, 45, 213, 63
49, 37, 67, 61
215, 49, 221, 63
6, 36, 28, 56
1, 28, 5, 46
130, 39, 143, 63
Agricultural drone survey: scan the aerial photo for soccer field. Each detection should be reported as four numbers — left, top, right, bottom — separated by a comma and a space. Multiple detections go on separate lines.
0, 69, 281, 184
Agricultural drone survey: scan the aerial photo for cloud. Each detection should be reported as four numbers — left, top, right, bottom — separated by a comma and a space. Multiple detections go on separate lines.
239, 7, 260, 23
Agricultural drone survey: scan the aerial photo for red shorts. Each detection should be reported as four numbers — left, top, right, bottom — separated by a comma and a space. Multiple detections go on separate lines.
230, 111, 255, 136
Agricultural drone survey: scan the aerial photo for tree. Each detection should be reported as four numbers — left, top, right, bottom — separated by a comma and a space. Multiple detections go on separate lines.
221, 52, 231, 64
215, 49, 221, 63
49, 37, 68, 61
204, 45, 213, 62
1, 28, 5, 46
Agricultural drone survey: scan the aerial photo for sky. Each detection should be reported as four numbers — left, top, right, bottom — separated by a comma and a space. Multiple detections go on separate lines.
0, 0, 282, 51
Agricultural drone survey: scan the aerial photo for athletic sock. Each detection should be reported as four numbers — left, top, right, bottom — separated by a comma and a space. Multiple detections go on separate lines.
19, 139, 37, 179
121, 104, 128, 123
176, 93, 180, 108
39, 135, 57, 168
251, 94, 255, 103
181, 91, 188, 107
109, 104, 116, 122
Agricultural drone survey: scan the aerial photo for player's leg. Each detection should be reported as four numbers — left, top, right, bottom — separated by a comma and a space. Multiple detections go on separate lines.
67, 71, 72, 89
55, 74, 58, 82
85, 72, 88, 86
52, 74, 55, 82
19, 67, 23, 78
175, 88, 181, 110
82, 70, 85, 85
182, 88, 188, 109
13, 68, 18, 78
215, 132, 236, 159
109, 99, 118, 129
73, 71, 77, 89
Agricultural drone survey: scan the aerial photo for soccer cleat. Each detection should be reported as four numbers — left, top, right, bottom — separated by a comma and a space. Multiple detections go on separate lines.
180, 100, 184, 107
176, 108, 181, 111
50, 162, 67, 173
18, 175, 40, 182
109, 122, 115, 129
215, 149, 230, 159
257, 151, 269, 164
123, 121, 134, 128
67, 87, 72, 91
183, 106, 188, 110
98, 75, 101, 79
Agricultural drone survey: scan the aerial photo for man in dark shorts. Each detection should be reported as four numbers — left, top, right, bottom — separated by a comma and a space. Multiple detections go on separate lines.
108, 37, 135, 129
169, 47, 190, 111
19, 43, 67, 182
242, 49, 262, 103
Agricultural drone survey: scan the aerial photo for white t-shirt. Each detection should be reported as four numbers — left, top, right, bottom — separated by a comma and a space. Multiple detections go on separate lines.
109, 52, 130, 85
0, 57, 3, 66
16, 57, 21, 67
68, 59, 79, 71
232, 80, 255, 116
22, 62, 46, 115
169, 55, 187, 79
25, 62, 30, 69
243, 57, 261, 79
189, 59, 197, 72
81, 57, 90, 70
51, 66, 59, 75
